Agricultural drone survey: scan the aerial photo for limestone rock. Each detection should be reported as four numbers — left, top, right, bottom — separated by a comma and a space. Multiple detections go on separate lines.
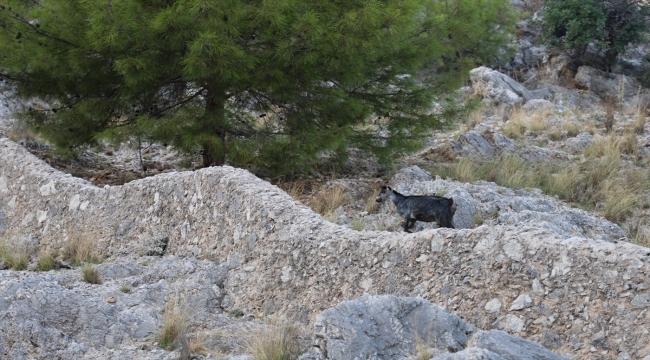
299, 295, 564, 360
473, 330, 567, 360
470, 67, 534, 106
0, 257, 228, 359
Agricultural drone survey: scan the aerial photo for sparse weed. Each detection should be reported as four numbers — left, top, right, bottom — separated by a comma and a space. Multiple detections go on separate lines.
349, 218, 366, 231
618, 133, 638, 155
473, 213, 484, 226
547, 129, 564, 141
363, 184, 382, 214
228, 308, 245, 318
527, 113, 550, 135
81, 265, 102, 284
188, 333, 209, 356
634, 115, 646, 134
604, 96, 616, 133
120, 285, 132, 293
7, 121, 37, 143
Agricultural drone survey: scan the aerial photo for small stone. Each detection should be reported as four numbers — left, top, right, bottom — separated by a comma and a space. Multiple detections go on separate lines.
0, 261, 5, 270
485, 298, 502, 313
509, 294, 533, 311
493, 314, 525, 333
106, 297, 116, 303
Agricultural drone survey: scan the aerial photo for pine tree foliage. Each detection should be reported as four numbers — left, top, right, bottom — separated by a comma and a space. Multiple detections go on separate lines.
0, 0, 516, 175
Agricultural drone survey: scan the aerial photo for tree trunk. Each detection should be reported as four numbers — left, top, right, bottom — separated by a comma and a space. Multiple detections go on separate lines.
201, 87, 227, 167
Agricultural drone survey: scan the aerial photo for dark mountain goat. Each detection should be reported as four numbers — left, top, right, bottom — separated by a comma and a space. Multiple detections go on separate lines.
376, 186, 456, 232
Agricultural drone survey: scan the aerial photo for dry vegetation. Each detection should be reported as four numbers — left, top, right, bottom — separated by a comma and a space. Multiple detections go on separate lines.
158, 295, 190, 350
0, 238, 30, 270
240, 317, 304, 360
6, 121, 38, 143
63, 234, 103, 266
36, 250, 58, 272
502, 106, 554, 140
81, 265, 102, 284
306, 185, 350, 220
432, 135, 650, 229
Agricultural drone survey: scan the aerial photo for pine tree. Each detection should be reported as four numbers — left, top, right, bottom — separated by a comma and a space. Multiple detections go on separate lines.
0, 0, 516, 175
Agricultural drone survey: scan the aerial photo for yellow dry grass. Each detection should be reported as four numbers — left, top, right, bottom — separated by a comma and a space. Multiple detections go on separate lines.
240, 317, 304, 360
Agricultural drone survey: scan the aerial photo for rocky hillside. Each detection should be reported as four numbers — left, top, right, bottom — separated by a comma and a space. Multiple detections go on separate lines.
2, 136, 650, 359
4, 6, 650, 359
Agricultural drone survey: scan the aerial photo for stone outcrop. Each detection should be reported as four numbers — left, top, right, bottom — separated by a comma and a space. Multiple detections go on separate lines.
574, 66, 643, 101
0, 257, 228, 359
2, 138, 650, 358
298, 295, 566, 360
469, 67, 534, 106
449, 130, 573, 163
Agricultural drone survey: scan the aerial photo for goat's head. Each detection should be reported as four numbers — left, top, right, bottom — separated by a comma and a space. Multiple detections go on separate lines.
376, 185, 392, 203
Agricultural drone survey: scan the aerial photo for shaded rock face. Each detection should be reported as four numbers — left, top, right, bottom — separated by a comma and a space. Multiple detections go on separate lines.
2, 139, 650, 358
574, 66, 642, 100
298, 295, 566, 360
450, 130, 572, 163
0, 257, 228, 359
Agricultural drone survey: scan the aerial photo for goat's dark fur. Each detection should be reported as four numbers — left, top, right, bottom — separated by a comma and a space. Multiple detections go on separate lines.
376, 186, 456, 232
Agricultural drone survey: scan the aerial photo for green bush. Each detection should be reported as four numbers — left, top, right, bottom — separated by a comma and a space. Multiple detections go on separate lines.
541, 0, 649, 70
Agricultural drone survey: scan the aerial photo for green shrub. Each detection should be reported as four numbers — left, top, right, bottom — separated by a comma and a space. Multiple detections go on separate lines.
541, 0, 649, 70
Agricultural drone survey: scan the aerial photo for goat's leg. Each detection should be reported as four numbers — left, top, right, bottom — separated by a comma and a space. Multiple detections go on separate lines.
403, 217, 413, 233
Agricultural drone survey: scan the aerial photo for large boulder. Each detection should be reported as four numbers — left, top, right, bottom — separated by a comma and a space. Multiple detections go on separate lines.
298, 295, 566, 360
574, 66, 642, 100
470, 67, 534, 106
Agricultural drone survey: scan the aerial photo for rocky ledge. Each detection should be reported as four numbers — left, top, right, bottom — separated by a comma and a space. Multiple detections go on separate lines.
2, 138, 650, 358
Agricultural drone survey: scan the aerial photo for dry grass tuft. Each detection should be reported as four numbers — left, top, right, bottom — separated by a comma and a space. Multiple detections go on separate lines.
547, 129, 564, 141
564, 122, 582, 137
63, 235, 103, 266
502, 119, 526, 140
307, 185, 350, 218
0, 239, 30, 270
159, 295, 190, 350
634, 114, 646, 134
6, 121, 37, 143
349, 218, 366, 231
241, 317, 304, 360
36, 250, 59, 272
81, 265, 102, 284
188, 333, 209, 356
604, 95, 617, 133
584, 135, 637, 159
618, 133, 638, 155
363, 184, 382, 214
